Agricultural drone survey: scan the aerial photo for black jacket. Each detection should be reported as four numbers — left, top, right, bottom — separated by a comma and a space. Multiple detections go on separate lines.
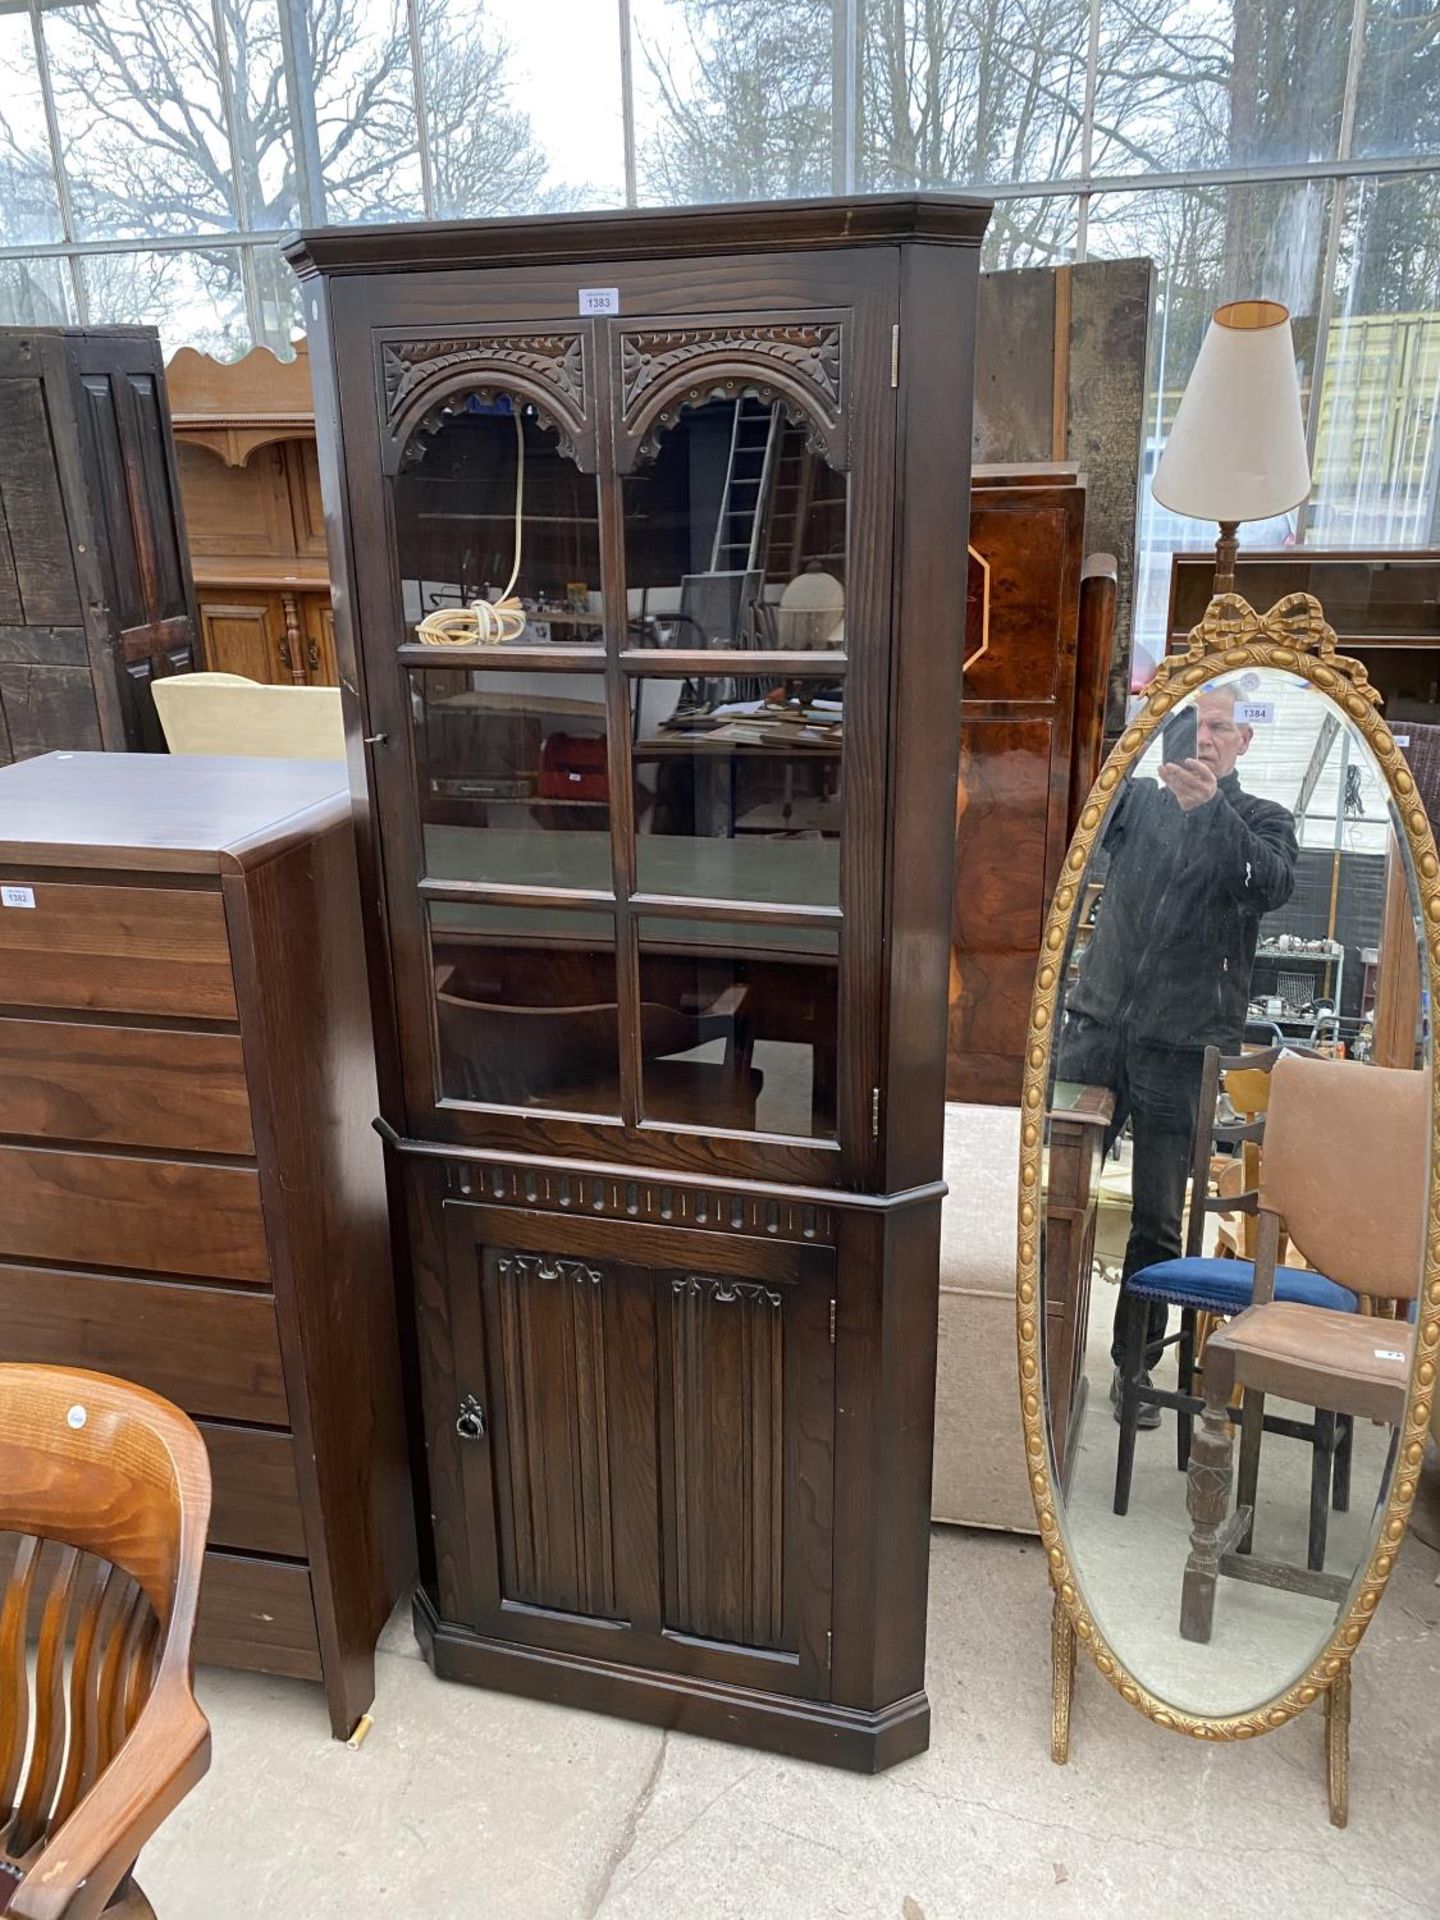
1068, 770, 1299, 1051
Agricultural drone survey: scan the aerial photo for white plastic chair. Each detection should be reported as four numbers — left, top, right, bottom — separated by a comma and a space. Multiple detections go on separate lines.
152, 672, 346, 760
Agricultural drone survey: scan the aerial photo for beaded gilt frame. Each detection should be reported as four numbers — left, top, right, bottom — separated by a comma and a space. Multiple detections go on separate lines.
1016, 591, 1440, 1741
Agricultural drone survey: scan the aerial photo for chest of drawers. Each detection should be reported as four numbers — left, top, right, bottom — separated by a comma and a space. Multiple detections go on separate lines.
0, 751, 414, 1739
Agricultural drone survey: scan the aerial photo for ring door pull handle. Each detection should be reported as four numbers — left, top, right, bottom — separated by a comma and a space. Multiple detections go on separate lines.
455, 1395, 487, 1441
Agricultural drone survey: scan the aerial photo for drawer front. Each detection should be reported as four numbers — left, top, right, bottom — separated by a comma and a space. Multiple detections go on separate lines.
0, 1019, 254, 1156
197, 1551, 322, 1682
0, 1144, 269, 1284
0, 1263, 289, 1425
0, 881, 235, 1019
200, 1424, 306, 1559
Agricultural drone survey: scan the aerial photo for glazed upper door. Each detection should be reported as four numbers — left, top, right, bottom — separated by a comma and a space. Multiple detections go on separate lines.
345, 250, 899, 1187
70, 335, 198, 752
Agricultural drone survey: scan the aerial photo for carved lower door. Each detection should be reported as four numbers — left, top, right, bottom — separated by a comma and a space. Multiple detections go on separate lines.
441, 1206, 835, 1700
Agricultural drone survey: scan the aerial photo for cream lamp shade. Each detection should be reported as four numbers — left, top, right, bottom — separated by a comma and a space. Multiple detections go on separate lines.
1151, 299, 1312, 524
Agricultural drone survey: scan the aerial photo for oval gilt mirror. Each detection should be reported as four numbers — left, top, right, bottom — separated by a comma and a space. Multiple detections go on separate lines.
1019, 594, 1440, 1821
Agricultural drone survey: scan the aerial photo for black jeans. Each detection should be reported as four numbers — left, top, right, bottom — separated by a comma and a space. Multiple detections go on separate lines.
1055, 1013, 1204, 1368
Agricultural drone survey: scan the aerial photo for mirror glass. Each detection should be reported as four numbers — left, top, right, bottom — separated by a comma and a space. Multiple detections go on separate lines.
1040, 664, 1430, 1716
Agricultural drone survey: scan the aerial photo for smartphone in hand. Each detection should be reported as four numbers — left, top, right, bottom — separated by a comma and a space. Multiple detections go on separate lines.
1161, 707, 1198, 766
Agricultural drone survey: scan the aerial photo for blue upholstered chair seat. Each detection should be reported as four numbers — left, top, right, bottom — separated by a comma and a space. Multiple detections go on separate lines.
1127, 1256, 1357, 1317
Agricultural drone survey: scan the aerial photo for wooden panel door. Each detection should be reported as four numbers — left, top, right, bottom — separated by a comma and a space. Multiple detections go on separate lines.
658, 1267, 834, 1673
0, 370, 99, 761
198, 592, 292, 683
436, 1202, 835, 1698
73, 350, 198, 750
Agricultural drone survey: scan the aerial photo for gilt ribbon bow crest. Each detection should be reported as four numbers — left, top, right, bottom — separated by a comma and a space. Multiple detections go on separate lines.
1160, 590, 1381, 705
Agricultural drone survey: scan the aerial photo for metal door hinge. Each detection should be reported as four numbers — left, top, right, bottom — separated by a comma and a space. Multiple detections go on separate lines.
455, 1394, 487, 1440
871, 1087, 881, 1139
890, 324, 900, 388
829, 1297, 837, 1344
825, 1628, 833, 1670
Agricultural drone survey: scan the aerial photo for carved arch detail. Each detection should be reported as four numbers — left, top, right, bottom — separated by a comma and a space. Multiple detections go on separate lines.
615, 320, 848, 471
380, 331, 594, 472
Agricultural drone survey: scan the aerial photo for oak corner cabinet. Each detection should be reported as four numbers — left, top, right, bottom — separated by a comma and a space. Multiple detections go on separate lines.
0, 750, 415, 1740
287, 192, 990, 1770
0, 325, 199, 759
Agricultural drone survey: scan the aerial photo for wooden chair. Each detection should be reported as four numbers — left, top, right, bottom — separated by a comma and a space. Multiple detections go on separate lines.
1114, 1044, 1359, 1547
0, 1367, 212, 1918
151, 672, 345, 760
1181, 1051, 1426, 1651
435, 971, 764, 1128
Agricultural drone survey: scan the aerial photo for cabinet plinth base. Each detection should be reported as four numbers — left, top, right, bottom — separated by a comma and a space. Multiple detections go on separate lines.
412, 1588, 930, 1774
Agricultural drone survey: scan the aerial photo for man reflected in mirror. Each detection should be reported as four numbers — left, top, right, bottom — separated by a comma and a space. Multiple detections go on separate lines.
1055, 685, 1299, 1423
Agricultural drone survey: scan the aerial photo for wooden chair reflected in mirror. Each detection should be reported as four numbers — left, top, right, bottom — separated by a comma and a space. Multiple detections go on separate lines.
0, 1365, 211, 1919
1113, 1043, 1360, 1563
1180, 1052, 1425, 1633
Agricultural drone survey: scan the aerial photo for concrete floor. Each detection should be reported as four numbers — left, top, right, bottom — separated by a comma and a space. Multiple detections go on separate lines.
141, 1519, 1440, 1918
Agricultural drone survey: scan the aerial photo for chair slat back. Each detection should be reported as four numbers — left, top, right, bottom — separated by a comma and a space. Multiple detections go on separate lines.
1262, 1052, 1428, 1300
0, 1367, 210, 1885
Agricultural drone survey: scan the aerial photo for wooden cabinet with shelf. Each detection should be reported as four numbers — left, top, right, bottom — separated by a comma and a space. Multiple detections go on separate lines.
167, 341, 338, 686
291, 192, 989, 1770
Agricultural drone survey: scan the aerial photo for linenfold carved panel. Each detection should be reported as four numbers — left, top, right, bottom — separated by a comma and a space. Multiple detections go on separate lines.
665, 1272, 789, 1651
616, 320, 848, 470
484, 1248, 619, 1619
381, 331, 592, 469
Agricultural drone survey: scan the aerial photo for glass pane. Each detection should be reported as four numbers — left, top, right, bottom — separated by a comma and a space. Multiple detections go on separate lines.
1353, 0, 1440, 159
439, 0, 621, 215
1309, 175, 1440, 547
222, 0, 298, 229
0, 13, 63, 244
1092, 0, 1347, 175
982, 197, 1079, 271
411, 669, 613, 892
251, 246, 304, 358
860, 0, 1089, 187
0, 258, 76, 329
630, 0, 833, 204
40, 0, 234, 240
395, 400, 603, 648
638, 915, 839, 1137
1087, 181, 1332, 683
631, 673, 842, 906
78, 248, 251, 359
314, 6, 425, 222
430, 902, 618, 1114
624, 397, 847, 651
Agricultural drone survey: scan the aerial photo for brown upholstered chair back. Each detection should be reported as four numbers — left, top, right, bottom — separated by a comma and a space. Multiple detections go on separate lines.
1261, 1052, 1428, 1302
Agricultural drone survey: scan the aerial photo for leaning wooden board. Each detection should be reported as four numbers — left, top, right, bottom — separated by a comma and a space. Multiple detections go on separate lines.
0, 751, 415, 1739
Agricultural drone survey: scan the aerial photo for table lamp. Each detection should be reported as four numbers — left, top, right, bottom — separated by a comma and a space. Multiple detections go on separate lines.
1151, 298, 1312, 594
